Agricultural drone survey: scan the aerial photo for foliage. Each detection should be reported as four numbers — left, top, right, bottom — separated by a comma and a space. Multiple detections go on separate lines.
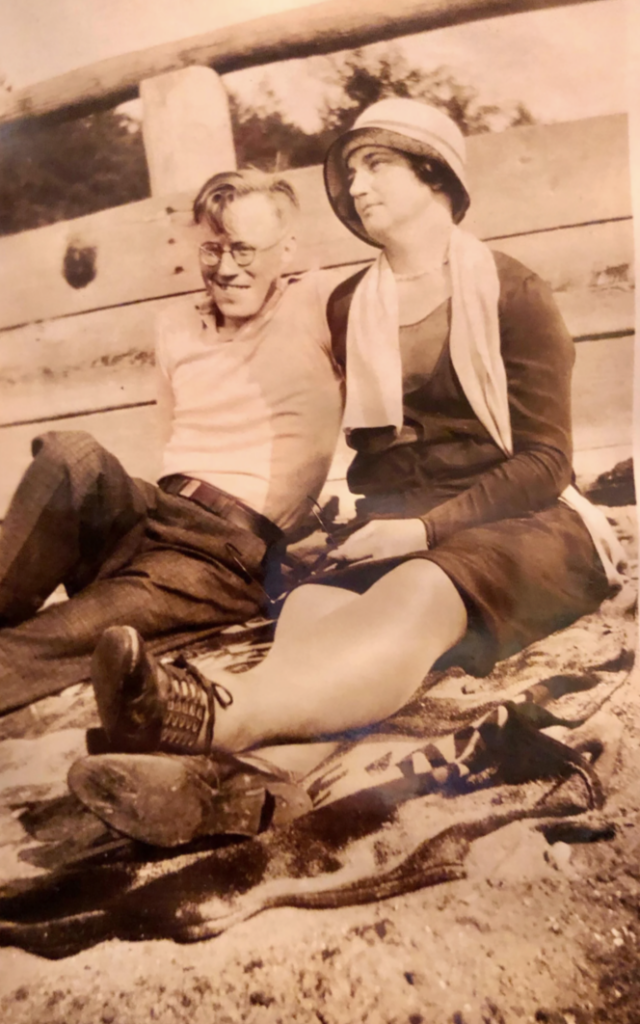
231, 46, 535, 171
0, 46, 535, 234
0, 106, 149, 236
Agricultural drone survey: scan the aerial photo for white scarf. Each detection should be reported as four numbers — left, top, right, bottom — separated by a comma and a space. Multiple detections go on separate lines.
343, 226, 626, 587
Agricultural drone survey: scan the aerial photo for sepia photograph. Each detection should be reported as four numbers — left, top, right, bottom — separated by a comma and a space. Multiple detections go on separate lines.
0, 0, 637, 1020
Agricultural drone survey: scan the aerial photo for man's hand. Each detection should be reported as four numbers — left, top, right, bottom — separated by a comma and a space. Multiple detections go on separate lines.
327, 519, 428, 564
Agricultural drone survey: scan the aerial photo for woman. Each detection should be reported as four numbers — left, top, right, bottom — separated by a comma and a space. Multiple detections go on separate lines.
88, 99, 626, 761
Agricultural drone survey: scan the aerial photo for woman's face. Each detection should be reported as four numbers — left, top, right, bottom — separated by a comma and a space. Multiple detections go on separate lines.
346, 145, 437, 243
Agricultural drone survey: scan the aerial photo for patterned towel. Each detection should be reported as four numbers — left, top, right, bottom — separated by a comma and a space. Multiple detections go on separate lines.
0, 627, 632, 959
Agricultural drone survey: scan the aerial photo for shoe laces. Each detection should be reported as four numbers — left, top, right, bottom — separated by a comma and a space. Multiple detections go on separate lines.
161, 655, 233, 751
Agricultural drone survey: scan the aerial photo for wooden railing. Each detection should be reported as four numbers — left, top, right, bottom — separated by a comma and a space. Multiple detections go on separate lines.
0, 0, 602, 125
0, 0, 632, 517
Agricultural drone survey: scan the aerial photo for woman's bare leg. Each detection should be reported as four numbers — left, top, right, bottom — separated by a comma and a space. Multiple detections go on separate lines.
209, 559, 467, 751
271, 582, 361, 640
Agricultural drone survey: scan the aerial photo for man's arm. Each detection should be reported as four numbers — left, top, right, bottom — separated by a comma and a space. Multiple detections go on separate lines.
154, 312, 175, 452
155, 363, 174, 452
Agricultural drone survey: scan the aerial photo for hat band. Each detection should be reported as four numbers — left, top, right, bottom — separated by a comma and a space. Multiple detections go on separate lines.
345, 117, 465, 180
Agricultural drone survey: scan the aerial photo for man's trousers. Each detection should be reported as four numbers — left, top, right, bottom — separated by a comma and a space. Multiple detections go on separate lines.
0, 432, 275, 714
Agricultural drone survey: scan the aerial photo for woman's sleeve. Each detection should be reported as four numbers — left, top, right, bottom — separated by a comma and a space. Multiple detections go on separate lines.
421, 267, 575, 547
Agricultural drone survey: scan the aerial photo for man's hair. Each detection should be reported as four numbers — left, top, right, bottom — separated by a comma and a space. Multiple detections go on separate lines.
193, 169, 299, 231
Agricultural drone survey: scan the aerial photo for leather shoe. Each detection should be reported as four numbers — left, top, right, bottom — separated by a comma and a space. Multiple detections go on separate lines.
68, 751, 312, 847
92, 625, 233, 755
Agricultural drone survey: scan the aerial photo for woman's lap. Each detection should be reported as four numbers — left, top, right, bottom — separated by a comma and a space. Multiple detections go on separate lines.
303, 504, 611, 676
427, 504, 610, 673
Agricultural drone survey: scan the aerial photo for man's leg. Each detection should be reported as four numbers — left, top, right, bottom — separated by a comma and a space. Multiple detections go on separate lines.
0, 430, 150, 625
0, 564, 253, 713
0, 453, 268, 713
0, 430, 157, 711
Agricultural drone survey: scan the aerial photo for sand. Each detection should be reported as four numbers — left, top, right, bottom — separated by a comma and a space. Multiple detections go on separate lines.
0, 506, 637, 1024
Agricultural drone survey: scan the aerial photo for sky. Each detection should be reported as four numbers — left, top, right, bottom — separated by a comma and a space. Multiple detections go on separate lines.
0, 0, 313, 87
226, 1, 629, 130
0, 0, 630, 130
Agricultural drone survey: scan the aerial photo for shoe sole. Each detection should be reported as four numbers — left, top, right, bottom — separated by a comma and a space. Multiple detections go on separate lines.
91, 625, 143, 746
68, 754, 310, 847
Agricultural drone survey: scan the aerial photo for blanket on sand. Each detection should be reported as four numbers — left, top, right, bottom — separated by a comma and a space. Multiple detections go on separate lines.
0, 575, 634, 960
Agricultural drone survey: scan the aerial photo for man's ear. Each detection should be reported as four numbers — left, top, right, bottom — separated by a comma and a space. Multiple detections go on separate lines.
280, 233, 297, 268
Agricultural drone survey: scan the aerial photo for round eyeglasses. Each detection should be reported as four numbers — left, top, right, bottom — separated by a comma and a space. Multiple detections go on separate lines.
198, 237, 285, 269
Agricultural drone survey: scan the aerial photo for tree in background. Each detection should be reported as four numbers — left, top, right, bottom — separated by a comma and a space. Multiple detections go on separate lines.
0, 47, 534, 235
0, 76, 149, 236
232, 46, 535, 170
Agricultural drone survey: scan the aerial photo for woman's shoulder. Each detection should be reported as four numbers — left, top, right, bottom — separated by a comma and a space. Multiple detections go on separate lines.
490, 249, 558, 312
491, 249, 573, 356
491, 249, 540, 290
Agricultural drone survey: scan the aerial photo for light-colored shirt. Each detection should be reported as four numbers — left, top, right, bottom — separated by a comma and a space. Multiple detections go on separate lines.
155, 273, 344, 535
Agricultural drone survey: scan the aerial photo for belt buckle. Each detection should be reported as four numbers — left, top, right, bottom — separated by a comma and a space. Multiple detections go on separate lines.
179, 479, 202, 499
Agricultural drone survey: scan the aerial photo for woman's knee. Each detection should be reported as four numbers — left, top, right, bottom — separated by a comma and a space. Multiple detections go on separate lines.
379, 559, 468, 633
385, 558, 457, 597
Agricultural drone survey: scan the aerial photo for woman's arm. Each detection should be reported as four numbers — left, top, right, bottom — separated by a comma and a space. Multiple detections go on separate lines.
421, 263, 575, 547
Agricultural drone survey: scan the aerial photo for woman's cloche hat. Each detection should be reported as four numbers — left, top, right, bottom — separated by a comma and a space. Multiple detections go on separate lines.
324, 97, 471, 244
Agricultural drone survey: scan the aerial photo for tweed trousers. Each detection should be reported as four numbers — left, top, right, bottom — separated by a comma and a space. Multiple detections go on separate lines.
0, 431, 277, 714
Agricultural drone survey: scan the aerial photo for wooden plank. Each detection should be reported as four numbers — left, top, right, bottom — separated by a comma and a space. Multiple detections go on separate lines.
0, 333, 631, 517
140, 67, 236, 195
492, 220, 635, 339
571, 335, 634, 452
0, 218, 633, 427
0, 197, 196, 331
0, 116, 631, 331
0, 298, 166, 427
0, 0, 603, 126
465, 116, 631, 239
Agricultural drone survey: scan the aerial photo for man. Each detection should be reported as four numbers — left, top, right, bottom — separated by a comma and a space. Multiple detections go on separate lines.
0, 169, 343, 715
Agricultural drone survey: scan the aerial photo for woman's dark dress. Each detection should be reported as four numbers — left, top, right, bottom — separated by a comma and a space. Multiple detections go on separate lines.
318, 251, 610, 676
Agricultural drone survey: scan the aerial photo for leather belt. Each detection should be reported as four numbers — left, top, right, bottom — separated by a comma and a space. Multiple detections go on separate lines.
158, 475, 283, 548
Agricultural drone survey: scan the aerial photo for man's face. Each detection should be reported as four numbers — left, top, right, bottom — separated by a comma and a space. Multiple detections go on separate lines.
197, 193, 295, 328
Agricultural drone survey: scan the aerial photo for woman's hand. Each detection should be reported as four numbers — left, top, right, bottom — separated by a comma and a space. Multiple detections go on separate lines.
327, 519, 428, 564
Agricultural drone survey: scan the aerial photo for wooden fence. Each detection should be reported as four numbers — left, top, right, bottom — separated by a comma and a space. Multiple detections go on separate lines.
0, 0, 633, 517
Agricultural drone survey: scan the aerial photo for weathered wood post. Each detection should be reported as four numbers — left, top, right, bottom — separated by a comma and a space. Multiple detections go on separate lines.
140, 66, 236, 195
